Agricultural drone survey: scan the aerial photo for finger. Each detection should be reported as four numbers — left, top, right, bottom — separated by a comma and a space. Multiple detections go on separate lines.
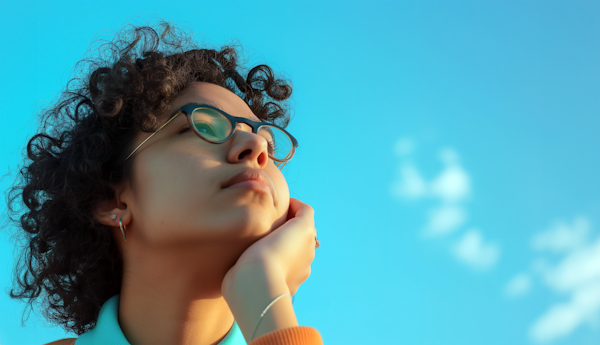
285, 198, 302, 221
288, 198, 314, 224
287, 198, 303, 217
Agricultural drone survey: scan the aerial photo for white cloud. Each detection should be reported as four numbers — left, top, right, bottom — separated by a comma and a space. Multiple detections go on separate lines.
391, 141, 498, 272
532, 216, 591, 253
394, 137, 415, 156
430, 152, 471, 203
541, 235, 600, 293
422, 204, 466, 237
517, 216, 600, 343
391, 162, 427, 199
505, 273, 532, 298
529, 279, 600, 343
390, 147, 471, 204
452, 229, 500, 271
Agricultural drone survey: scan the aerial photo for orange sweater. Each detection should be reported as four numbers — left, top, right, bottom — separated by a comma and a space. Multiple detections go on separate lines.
44, 326, 323, 345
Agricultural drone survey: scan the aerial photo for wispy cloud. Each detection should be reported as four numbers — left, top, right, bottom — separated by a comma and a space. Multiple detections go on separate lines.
394, 137, 415, 157
540, 236, 600, 293
504, 273, 532, 298
532, 216, 591, 253
391, 162, 427, 200
391, 137, 500, 272
422, 204, 467, 237
430, 149, 471, 204
529, 278, 600, 343
452, 229, 500, 271
505, 215, 600, 343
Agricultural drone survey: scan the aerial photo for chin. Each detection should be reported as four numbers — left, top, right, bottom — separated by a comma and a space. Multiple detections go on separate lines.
227, 209, 277, 238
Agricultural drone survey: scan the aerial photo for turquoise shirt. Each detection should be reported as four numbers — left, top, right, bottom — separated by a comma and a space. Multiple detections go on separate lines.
75, 295, 247, 345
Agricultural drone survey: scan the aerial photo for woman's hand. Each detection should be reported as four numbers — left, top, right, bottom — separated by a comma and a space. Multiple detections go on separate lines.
222, 198, 317, 296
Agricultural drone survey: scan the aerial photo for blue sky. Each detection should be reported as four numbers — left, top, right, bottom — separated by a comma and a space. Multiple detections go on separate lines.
1, 1, 599, 344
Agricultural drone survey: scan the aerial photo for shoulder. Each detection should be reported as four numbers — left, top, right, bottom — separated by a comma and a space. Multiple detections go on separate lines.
44, 338, 77, 345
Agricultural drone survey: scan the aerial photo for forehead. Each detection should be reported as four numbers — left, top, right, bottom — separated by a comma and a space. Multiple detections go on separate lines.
166, 82, 261, 122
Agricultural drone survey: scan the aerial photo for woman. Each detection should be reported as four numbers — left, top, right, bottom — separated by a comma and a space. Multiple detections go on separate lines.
7, 21, 322, 345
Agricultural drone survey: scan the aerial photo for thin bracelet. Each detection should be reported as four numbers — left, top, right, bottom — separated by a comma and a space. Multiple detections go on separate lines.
250, 293, 292, 341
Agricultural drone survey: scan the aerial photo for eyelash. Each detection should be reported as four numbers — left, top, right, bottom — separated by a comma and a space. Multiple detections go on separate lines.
179, 127, 274, 154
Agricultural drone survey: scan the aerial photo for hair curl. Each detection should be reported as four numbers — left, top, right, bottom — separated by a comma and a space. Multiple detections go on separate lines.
5, 21, 293, 335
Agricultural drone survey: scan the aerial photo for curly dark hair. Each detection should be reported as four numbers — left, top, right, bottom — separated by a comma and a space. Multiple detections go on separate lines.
4, 20, 293, 335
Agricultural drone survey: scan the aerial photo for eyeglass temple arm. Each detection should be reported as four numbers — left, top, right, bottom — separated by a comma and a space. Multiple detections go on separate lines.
123, 112, 181, 162
274, 145, 297, 170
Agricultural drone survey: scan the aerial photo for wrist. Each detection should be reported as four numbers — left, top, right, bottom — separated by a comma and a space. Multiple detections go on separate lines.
221, 262, 297, 343
222, 261, 286, 297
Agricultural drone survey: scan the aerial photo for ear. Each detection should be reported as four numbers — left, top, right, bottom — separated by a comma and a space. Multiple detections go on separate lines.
93, 187, 132, 228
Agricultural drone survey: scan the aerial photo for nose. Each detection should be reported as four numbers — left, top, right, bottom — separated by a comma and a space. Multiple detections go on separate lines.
226, 123, 269, 168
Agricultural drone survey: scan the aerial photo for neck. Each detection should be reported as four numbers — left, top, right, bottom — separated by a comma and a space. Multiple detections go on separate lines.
118, 240, 248, 345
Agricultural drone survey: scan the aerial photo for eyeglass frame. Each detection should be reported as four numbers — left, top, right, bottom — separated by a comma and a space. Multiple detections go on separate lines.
122, 103, 299, 170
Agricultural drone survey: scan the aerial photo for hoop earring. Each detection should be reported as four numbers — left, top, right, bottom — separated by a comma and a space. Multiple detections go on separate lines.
119, 219, 127, 241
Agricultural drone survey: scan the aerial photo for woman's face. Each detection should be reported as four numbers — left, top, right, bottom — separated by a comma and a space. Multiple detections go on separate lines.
122, 82, 290, 246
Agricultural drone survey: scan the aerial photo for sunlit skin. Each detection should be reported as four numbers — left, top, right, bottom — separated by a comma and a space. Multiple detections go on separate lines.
94, 82, 316, 345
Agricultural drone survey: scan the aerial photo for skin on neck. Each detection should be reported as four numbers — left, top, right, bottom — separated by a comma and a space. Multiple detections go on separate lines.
117, 237, 253, 345
98, 82, 291, 345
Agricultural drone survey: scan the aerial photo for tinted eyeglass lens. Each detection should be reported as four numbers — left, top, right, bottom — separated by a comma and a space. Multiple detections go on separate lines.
258, 125, 294, 162
191, 107, 293, 162
191, 108, 233, 142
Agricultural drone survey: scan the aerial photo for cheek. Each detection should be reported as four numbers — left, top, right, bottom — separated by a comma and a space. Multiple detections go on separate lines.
270, 173, 290, 231
130, 150, 216, 240
271, 169, 290, 215
137, 151, 204, 199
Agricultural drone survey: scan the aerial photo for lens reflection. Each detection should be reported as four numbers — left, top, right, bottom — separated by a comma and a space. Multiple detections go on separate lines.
192, 108, 232, 142
259, 125, 293, 161
191, 107, 293, 161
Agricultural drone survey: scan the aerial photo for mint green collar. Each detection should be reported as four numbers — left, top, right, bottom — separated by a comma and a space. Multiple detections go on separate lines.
75, 295, 246, 345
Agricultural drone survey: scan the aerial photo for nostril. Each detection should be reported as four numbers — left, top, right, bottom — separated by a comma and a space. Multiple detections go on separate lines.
237, 149, 252, 160
257, 151, 268, 166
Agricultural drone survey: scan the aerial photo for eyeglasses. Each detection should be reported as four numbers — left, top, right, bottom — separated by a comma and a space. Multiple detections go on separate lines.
123, 104, 299, 170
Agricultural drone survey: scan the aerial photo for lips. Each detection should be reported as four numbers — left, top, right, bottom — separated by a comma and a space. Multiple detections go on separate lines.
222, 168, 275, 196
